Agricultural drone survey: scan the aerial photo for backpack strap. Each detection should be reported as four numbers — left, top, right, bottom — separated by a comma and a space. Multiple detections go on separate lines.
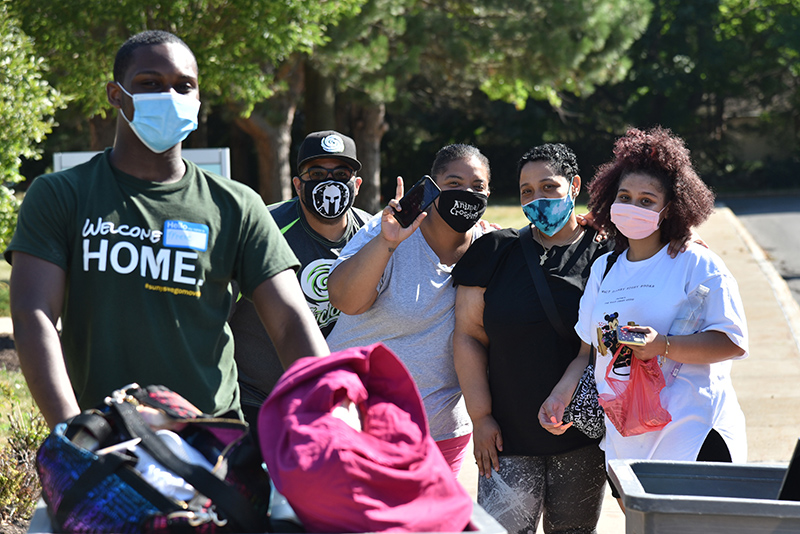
602, 251, 620, 281
54, 449, 181, 527
110, 400, 267, 532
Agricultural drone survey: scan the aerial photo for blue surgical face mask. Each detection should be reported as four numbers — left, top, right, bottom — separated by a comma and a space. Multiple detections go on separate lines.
521, 179, 576, 236
117, 84, 200, 154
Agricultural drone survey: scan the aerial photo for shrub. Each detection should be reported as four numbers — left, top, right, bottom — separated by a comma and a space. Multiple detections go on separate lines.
1, 2, 66, 251
0, 188, 19, 253
0, 408, 47, 523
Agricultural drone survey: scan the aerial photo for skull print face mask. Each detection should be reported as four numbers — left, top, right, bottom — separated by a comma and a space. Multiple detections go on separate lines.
300, 177, 356, 219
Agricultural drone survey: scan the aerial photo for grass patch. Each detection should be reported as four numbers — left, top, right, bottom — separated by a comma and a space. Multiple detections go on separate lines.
0, 257, 42, 525
485, 203, 528, 229
0, 282, 9, 317
0, 370, 38, 441
484, 197, 588, 230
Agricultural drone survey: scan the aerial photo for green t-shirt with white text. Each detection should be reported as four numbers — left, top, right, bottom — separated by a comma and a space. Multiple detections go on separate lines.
6, 149, 299, 416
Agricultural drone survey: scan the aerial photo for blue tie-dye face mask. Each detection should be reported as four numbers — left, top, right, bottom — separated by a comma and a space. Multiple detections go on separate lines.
521, 179, 575, 236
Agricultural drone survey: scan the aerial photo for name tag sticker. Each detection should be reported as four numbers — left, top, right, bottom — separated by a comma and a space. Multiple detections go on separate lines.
163, 220, 209, 251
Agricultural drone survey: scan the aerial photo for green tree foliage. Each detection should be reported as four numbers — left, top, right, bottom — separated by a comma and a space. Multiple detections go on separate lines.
11, 0, 366, 204
349, 0, 648, 198
299, 0, 652, 208
12, 0, 364, 116
315, 0, 651, 109
713, 0, 800, 180
309, 0, 409, 104
545, 0, 800, 187
432, 0, 653, 109
0, 2, 66, 248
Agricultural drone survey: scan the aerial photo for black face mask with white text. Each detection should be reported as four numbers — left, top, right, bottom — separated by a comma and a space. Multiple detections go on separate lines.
435, 189, 488, 233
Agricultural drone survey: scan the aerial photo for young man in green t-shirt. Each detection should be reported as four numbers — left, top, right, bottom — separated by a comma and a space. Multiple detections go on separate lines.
6, 30, 329, 429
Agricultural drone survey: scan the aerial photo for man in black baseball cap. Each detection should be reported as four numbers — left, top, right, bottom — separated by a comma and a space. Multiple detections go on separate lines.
296, 130, 362, 173
293, 131, 363, 224
230, 130, 373, 430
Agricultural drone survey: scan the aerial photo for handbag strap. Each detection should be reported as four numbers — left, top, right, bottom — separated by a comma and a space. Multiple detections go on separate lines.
520, 225, 571, 339
111, 400, 267, 532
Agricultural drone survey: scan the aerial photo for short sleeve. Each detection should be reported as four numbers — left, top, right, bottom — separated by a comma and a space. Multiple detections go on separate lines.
5, 174, 72, 269
235, 190, 300, 298
331, 213, 383, 270
329, 213, 390, 294
687, 247, 749, 357
452, 228, 519, 288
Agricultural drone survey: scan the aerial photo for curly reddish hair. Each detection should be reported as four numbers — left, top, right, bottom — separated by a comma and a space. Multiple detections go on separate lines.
588, 126, 715, 252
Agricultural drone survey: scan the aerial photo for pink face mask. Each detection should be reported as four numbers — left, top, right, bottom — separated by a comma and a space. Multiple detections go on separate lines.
610, 203, 665, 240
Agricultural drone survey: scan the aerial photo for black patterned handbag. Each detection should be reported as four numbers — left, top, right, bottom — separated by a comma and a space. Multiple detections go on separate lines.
561, 350, 605, 439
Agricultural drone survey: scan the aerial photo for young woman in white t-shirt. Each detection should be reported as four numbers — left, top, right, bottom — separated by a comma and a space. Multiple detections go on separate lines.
539, 126, 748, 509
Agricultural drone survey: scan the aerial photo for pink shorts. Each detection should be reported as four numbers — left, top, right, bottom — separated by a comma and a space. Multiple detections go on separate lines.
436, 433, 472, 477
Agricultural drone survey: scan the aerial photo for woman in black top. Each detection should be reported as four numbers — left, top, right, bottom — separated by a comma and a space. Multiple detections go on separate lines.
453, 144, 610, 534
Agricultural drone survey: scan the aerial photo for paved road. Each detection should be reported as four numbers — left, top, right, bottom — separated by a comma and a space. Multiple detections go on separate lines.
721, 194, 800, 306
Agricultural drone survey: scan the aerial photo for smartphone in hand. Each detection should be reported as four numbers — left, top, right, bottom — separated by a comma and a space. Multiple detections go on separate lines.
392, 175, 441, 228
617, 324, 647, 346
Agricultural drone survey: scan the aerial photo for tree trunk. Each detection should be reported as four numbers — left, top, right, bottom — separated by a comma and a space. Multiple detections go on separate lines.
304, 63, 337, 132
349, 101, 388, 213
234, 108, 294, 204
232, 61, 304, 204
229, 120, 256, 189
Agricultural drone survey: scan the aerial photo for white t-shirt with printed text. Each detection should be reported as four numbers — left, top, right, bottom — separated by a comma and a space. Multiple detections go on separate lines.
576, 243, 748, 464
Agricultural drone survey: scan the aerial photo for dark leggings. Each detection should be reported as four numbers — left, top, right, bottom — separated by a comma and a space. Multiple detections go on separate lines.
607, 429, 732, 498
478, 444, 606, 534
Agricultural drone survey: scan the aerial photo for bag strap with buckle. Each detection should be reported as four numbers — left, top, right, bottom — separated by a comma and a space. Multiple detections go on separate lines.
109, 396, 267, 532
54, 446, 182, 527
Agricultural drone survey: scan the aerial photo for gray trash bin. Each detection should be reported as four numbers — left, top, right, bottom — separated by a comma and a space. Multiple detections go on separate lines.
26, 498, 507, 534
609, 459, 800, 534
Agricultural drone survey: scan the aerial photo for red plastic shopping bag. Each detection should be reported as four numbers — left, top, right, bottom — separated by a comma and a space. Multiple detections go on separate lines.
599, 345, 672, 437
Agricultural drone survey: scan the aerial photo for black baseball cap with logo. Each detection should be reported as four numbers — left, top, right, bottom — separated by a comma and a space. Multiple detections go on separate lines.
297, 130, 362, 172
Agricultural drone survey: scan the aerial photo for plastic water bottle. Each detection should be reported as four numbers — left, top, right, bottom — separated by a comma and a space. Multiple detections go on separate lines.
662, 285, 710, 386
